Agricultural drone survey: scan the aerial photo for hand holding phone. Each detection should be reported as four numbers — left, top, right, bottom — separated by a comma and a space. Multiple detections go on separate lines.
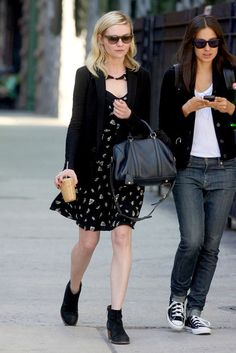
203, 95, 215, 102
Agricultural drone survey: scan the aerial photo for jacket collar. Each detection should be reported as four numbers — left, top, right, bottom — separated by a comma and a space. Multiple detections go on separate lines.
126, 69, 137, 110
95, 68, 138, 109
94, 71, 106, 149
94, 68, 138, 149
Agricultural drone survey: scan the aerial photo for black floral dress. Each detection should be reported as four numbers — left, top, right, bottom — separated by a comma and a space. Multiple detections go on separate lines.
50, 91, 144, 231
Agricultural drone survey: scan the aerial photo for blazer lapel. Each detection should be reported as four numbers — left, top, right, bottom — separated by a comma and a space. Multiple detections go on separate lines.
95, 71, 106, 149
126, 69, 137, 111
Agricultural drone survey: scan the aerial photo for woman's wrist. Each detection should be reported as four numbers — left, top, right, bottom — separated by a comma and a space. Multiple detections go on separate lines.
126, 108, 131, 118
182, 102, 191, 117
228, 102, 235, 116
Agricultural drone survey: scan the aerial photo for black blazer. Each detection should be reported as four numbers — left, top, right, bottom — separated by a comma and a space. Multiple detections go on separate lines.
159, 65, 236, 169
64, 66, 151, 184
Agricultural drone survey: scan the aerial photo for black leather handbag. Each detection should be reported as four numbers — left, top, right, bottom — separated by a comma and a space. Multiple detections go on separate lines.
110, 120, 176, 221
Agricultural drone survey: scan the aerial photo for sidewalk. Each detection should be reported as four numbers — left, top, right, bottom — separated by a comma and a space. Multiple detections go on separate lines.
0, 113, 236, 353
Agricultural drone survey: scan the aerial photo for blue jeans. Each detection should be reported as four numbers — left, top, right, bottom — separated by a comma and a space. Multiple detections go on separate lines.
171, 156, 236, 316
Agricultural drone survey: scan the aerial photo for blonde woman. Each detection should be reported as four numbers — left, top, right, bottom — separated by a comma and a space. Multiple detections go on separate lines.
50, 11, 150, 344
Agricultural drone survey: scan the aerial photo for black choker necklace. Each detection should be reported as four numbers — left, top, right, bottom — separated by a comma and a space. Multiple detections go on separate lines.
106, 73, 127, 80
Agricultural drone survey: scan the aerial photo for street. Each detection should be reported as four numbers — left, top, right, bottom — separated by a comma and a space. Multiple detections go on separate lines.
0, 113, 236, 353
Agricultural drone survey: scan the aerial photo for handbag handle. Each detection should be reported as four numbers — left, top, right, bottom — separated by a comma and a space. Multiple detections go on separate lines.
109, 164, 175, 222
139, 119, 154, 133
127, 119, 156, 140
138, 119, 158, 139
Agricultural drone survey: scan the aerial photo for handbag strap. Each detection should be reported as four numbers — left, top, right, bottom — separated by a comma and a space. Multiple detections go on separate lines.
109, 163, 175, 222
139, 119, 156, 135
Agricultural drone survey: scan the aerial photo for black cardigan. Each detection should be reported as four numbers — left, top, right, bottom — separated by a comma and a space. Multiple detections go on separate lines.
64, 66, 151, 184
159, 65, 236, 169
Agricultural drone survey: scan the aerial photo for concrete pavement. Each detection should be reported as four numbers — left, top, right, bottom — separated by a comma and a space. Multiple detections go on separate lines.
0, 113, 236, 353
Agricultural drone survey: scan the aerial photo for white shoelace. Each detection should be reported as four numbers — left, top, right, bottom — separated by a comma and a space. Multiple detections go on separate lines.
190, 316, 211, 328
170, 301, 184, 318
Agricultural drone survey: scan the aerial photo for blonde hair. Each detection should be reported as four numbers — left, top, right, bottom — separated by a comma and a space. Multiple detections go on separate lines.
85, 11, 140, 77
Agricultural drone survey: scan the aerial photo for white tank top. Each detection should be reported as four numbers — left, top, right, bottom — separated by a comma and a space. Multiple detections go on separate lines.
191, 84, 221, 157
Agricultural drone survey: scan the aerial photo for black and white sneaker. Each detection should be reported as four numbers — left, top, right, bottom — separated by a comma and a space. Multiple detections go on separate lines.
167, 301, 185, 331
185, 315, 211, 335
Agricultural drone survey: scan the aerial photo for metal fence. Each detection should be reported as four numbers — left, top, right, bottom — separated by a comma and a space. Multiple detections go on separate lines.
134, 1, 236, 128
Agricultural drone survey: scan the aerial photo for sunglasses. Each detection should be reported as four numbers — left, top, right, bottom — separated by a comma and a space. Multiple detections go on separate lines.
104, 35, 133, 44
193, 38, 220, 49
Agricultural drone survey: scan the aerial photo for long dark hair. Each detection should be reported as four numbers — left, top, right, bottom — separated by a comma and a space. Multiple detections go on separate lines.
177, 14, 236, 92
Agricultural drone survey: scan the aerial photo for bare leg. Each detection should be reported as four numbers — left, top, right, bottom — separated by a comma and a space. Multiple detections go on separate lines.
70, 227, 100, 293
110, 225, 132, 309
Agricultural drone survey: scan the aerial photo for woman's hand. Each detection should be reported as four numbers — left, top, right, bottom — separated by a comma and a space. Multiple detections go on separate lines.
54, 169, 78, 189
183, 96, 235, 117
208, 96, 235, 115
113, 99, 131, 119
182, 97, 208, 117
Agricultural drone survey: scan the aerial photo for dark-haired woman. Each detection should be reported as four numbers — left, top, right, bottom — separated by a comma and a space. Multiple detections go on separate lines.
159, 14, 236, 335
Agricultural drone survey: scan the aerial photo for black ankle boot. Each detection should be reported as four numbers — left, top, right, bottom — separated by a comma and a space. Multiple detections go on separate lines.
60, 281, 82, 326
107, 305, 130, 345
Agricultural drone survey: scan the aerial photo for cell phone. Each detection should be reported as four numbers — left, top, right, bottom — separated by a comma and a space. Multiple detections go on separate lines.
203, 95, 215, 101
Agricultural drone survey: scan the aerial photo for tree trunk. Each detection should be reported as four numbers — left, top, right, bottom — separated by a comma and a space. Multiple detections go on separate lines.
136, 0, 151, 17
86, 0, 99, 55
118, 0, 131, 14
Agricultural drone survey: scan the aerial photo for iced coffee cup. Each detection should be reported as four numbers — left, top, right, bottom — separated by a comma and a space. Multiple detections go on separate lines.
61, 177, 76, 202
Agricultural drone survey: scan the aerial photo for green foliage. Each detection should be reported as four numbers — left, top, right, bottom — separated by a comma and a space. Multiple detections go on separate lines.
151, 0, 176, 14
99, 0, 120, 13
74, 0, 89, 36
205, 0, 230, 4
107, 0, 119, 11
74, 0, 121, 35
100, 0, 108, 14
